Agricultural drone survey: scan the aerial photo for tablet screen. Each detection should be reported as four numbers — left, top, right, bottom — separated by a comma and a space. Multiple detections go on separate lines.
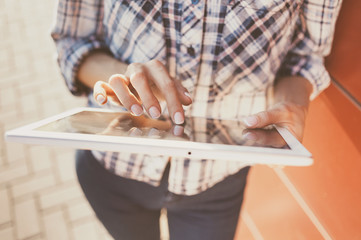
35, 110, 290, 149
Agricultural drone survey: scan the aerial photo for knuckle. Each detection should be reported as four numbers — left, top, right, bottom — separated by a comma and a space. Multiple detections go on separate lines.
128, 62, 142, 70
258, 111, 269, 122
278, 104, 295, 120
281, 103, 293, 112
129, 71, 147, 85
164, 80, 176, 89
109, 74, 126, 85
148, 59, 164, 68
160, 81, 177, 94
108, 75, 120, 85
126, 63, 143, 77
94, 81, 104, 92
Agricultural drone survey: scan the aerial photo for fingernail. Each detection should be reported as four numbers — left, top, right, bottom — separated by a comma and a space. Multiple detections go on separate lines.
149, 106, 161, 119
243, 116, 258, 127
174, 112, 184, 125
184, 91, 192, 100
129, 128, 142, 136
96, 95, 105, 104
173, 125, 184, 136
243, 132, 257, 141
131, 104, 143, 116
148, 128, 160, 137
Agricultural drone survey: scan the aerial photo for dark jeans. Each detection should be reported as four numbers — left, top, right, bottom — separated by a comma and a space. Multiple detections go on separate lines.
76, 150, 250, 240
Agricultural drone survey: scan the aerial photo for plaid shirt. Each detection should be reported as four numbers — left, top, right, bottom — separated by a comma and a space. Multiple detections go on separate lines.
52, 0, 341, 195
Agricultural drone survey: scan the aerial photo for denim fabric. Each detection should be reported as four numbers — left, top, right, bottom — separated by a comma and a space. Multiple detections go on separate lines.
76, 149, 250, 240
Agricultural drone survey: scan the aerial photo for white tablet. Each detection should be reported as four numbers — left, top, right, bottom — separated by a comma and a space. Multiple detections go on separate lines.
5, 107, 313, 166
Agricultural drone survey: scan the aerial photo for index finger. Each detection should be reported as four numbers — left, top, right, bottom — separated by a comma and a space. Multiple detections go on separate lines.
145, 60, 185, 124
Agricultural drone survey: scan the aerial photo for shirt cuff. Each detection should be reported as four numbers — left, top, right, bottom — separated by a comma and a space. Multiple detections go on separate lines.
55, 36, 107, 96
277, 52, 331, 100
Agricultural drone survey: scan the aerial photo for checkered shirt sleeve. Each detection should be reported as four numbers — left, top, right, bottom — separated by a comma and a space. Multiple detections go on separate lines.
277, 0, 342, 99
51, 0, 106, 96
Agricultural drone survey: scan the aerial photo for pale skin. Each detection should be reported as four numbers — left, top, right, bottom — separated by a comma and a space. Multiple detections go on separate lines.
77, 50, 312, 142
78, 51, 192, 125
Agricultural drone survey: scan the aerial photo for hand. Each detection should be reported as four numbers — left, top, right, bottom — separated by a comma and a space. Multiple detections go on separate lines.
242, 102, 308, 141
93, 60, 192, 124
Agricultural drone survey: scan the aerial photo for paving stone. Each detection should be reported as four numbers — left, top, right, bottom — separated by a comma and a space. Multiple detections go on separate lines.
43, 210, 70, 240
4, 114, 40, 133
0, 188, 11, 225
55, 150, 77, 183
0, 46, 11, 67
17, 76, 44, 97
14, 51, 32, 73
6, 21, 24, 44
0, 154, 5, 167
0, 160, 29, 184
0, 110, 20, 130
0, 227, 14, 240
38, 95, 67, 119
5, 142, 26, 164
29, 146, 53, 173
39, 183, 84, 210
60, 97, 87, 110
94, 220, 113, 240
67, 200, 94, 222
0, 69, 32, 89
19, 93, 41, 117
0, 86, 17, 115
11, 172, 56, 199
72, 221, 99, 240
102, 232, 114, 240
14, 198, 41, 239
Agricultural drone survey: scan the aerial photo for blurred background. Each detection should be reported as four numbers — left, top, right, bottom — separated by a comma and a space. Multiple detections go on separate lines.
0, 0, 360, 239
0, 0, 112, 239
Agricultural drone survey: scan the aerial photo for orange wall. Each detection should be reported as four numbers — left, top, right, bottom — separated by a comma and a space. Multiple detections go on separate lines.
285, 84, 361, 239
325, 0, 361, 103
235, 0, 361, 238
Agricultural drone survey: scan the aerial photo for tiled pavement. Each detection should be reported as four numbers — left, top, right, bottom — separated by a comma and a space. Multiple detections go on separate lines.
0, 0, 115, 239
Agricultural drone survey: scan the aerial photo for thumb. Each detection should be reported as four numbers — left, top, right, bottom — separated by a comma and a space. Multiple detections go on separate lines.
243, 109, 282, 129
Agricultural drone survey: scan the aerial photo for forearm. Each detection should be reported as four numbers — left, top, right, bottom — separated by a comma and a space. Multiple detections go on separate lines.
273, 76, 313, 109
77, 50, 128, 89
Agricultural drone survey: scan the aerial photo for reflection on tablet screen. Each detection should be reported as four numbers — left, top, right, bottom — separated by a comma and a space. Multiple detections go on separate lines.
36, 110, 290, 149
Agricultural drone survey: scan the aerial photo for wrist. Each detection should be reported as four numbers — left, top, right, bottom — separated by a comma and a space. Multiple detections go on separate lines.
77, 50, 128, 89
273, 76, 312, 108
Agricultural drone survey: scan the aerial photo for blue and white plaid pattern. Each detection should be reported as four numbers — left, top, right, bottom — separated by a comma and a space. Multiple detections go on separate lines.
52, 0, 342, 195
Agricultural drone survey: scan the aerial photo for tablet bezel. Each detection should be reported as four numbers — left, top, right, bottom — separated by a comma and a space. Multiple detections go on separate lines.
5, 107, 313, 166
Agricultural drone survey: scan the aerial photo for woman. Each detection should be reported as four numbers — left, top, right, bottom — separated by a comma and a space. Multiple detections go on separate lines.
51, 0, 341, 239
